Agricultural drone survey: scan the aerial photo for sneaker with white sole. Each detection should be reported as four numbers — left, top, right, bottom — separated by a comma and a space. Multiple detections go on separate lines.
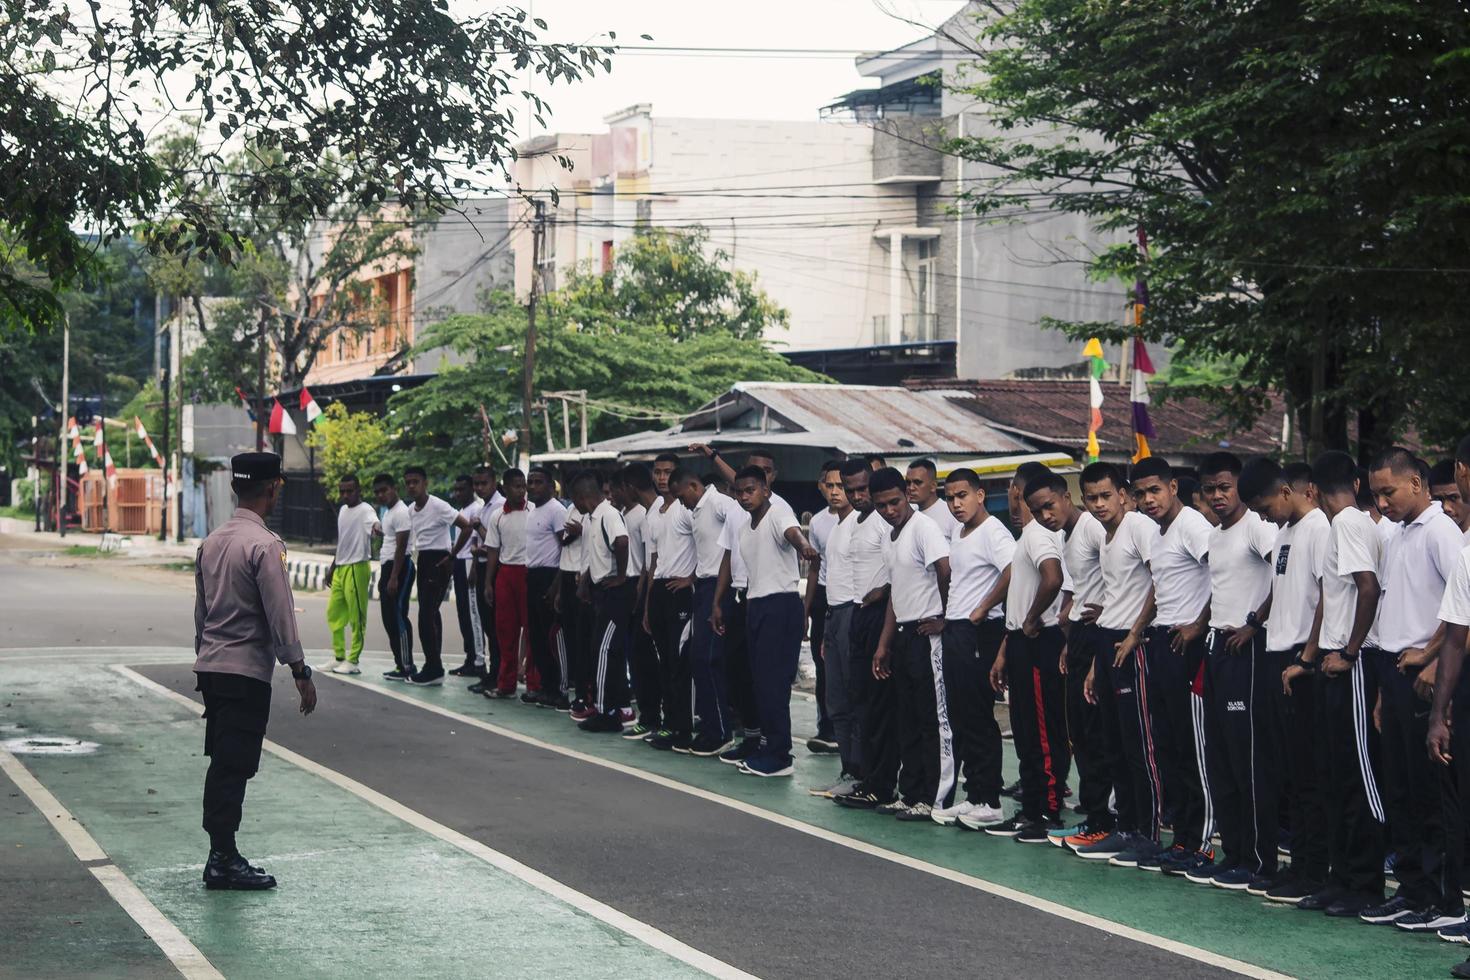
931, 801, 976, 826
875, 798, 912, 816
739, 755, 794, 777
1439, 922, 1470, 945
956, 803, 1006, 831
809, 773, 859, 799
983, 814, 1030, 838
1396, 909, 1467, 932
330, 661, 360, 675
895, 802, 934, 822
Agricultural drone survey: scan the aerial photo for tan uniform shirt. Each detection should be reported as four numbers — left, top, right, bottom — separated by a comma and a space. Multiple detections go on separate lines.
194, 508, 305, 683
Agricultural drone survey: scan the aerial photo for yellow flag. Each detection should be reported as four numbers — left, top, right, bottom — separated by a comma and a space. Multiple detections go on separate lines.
1081, 337, 1105, 360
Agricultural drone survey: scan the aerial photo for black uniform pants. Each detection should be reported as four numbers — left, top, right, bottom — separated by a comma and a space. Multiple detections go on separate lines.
197, 671, 271, 854
526, 568, 560, 695
1090, 627, 1137, 835
1147, 626, 1212, 851
629, 585, 662, 728
1204, 627, 1277, 875
1275, 649, 1329, 885
809, 584, 833, 740
379, 558, 416, 671
855, 599, 900, 799
415, 550, 451, 671
590, 581, 634, 716
725, 589, 756, 731
1440, 699, 1470, 913
1067, 623, 1113, 830
452, 556, 478, 663
942, 618, 1005, 808
1379, 649, 1454, 910
556, 573, 585, 700
648, 581, 694, 736
1005, 626, 1069, 821
1321, 651, 1386, 899
471, 560, 501, 680
893, 622, 954, 808
748, 593, 803, 761
1101, 627, 1161, 839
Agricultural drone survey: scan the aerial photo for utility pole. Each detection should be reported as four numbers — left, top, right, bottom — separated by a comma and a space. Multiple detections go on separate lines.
255, 308, 268, 451
520, 201, 545, 470
170, 300, 183, 542
31, 414, 39, 532
57, 314, 69, 538
159, 330, 170, 541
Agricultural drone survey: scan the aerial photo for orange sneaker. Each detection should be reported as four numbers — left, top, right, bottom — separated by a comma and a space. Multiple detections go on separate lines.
1064, 829, 1111, 852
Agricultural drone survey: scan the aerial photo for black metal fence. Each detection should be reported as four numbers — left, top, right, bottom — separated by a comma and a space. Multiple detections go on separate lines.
268, 470, 336, 545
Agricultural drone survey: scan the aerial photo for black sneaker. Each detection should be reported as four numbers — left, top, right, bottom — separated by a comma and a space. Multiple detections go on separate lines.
1210, 866, 1254, 890
669, 733, 695, 754
835, 789, 892, 810
467, 680, 488, 694
1297, 887, 1345, 912
806, 735, 839, 754
1015, 821, 1055, 844
719, 737, 762, 765
203, 851, 276, 890
621, 722, 653, 741
383, 668, 410, 682
577, 713, 624, 733
1324, 895, 1372, 918
984, 814, 1030, 838
1265, 879, 1319, 905
1184, 859, 1230, 884
551, 696, 572, 712
1138, 843, 1188, 872
1360, 894, 1416, 924
1248, 872, 1291, 897
1000, 780, 1023, 800
408, 668, 445, 686
689, 734, 734, 757
1395, 908, 1467, 933
448, 661, 479, 677
520, 691, 547, 706
1451, 960, 1470, 980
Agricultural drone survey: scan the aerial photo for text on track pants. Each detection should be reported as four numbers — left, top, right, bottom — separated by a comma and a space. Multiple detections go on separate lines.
1203, 627, 1277, 877
327, 559, 372, 663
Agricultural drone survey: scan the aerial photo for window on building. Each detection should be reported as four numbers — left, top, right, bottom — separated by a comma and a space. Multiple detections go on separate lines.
601, 240, 614, 275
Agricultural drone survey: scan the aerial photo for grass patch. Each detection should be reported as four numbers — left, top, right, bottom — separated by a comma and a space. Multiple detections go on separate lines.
60, 545, 104, 558
0, 505, 35, 520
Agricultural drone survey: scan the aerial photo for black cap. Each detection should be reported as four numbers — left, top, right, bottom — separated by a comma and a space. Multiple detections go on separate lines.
231, 452, 283, 481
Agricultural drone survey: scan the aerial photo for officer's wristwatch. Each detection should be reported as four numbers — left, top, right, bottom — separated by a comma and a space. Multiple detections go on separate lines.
291, 663, 313, 681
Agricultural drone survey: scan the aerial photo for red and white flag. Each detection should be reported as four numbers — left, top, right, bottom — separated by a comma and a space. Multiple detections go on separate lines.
300, 387, 323, 426
268, 398, 297, 436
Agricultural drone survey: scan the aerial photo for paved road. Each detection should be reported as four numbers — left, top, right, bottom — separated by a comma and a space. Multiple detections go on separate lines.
0, 541, 1454, 978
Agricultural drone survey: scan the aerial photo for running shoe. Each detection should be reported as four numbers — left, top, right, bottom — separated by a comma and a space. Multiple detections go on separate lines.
983, 814, 1029, 838
739, 755, 794, 778
689, 734, 733, 757
484, 688, 517, 699
876, 798, 912, 816
330, 661, 358, 675
568, 700, 595, 721
719, 737, 762, 765
834, 789, 892, 810
810, 773, 859, 799
1439, 922, 1470, 945
896, 803, 934, 822
1061, 827, 1109, 852
805, 735, 839, 754
1160, 848, 1216, 878
1049, 822, 1093, 848
1073, 831, 1129, 861
407, 668, 444, 686
619, 707, 637, 726
621, 723, 653, 741
1210, 867, 1254, 890
1360, 895, 1416, 924
1110, 837, 1163, 868
1137, 843, 1189, 872
931, 801, 976, 826
447, 661, 479, 677
383, 668, 410, 682
1184, 859, 1231, 885
956, 804, 1006, 831
1015, 821, 1056, 844
1396, 908, 1466, 933
577, 714, 623, 733
1296, 887, 1346, 912
1265, 879, 1319, 905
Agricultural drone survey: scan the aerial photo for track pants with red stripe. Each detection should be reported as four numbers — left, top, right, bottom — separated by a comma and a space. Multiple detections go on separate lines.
1095, 626, 1158, 839
1004, 626, 1069, 821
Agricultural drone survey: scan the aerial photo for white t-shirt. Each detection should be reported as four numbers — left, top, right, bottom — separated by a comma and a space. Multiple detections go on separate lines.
1437, 547, 1470, 626
1318, 506, 1383, 652
849, 512, 892, 598
691, 486, 741, 579
1064, 511, 1107, 623
1375, 515, 1397, 546
948, 516, 1015, 622
810, 508, 840, 588
455, 500, 482, 559
919, 499, 961, 537
739, 502, 801, 600
335, 501, 378, 565
717, 511, 749, 589
653, 498, 696, 579
467, 491, 505, 557
1378, 502, 1464, 651
485, 502, 532, 566
379, 500, 412, 568
1006, 519, 1066, 631
1097, 511, 1156, 631
624, 503, 649, 578
823, 510, 859, 605
525, 497, 566, 569
886, 513, 950, 622
1207, 512, 1276, 629
559, 504, 587, 574
1266, 508, 1330, 651
1150, 506, 1213, 627
585, 500, 629, 584
411, 495, 460, 553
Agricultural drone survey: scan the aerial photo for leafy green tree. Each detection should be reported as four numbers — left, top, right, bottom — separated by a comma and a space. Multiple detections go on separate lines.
3, 2, 612, 327
951, 0, 1470, 458
305, 403, 391, 494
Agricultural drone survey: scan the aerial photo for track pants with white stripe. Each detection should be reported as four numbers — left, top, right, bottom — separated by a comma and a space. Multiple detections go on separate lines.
648, 581, 694, 737
893, 622, 955, 808
1321, 650, 1385, 899
1379, 649, 1455, 910
692, 576, 734, 743
1005, 626, 1069, 821
1204, 627, 1277, 876
855, 599, 900, 799
1271, 647, 1328, 885
589, 580, 633, 716
941, 618, 1004, 808
1145, 626, 1212, 852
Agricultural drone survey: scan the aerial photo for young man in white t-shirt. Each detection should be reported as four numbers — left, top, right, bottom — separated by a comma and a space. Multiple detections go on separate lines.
643, 454, 698, 752
988, 462, 1071, 841
1241, 458, 1331, 902
813, 462, 859, 794
556, 492, 590, 713
614, 464, 663, 740
1028, 466, 1120, 852
459, 466, 504, 690
930, 467, 1012, 830
523, 466, 567, 708
326, 474, 380, 673
710, 465, 815, 777
1131, 455, 1217, 878
570, 470, 633, 733
404, 466, 472, 685
446, 474, 486, 679
1193, 452, 1278, 890
804, 459, 847, 755
1364, 448, 1466, 930
373, 473, 416, 679
906, 457, 961, 537
1288, 451, 1386, 917
867, 466, 952, 819
482, 468, 537, 700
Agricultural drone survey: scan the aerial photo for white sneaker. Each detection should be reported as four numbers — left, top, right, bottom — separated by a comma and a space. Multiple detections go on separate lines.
808, 773, 858, 798
957, 803, 1006, 831
330, 661, 355, 674
932, 800, 976, 826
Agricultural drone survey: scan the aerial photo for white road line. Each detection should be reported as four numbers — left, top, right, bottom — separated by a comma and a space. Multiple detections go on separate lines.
113, 665, 757, 980
0, 749, 224, 980
312, 669, 1286, 980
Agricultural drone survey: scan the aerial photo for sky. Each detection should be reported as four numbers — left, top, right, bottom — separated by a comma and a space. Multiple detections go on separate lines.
502, 0, 970, 142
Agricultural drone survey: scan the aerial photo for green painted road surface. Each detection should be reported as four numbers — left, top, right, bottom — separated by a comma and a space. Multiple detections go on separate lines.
1, 645, 1461, 978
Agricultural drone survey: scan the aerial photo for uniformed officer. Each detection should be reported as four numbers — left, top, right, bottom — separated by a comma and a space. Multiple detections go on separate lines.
193, 452, 317, 890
